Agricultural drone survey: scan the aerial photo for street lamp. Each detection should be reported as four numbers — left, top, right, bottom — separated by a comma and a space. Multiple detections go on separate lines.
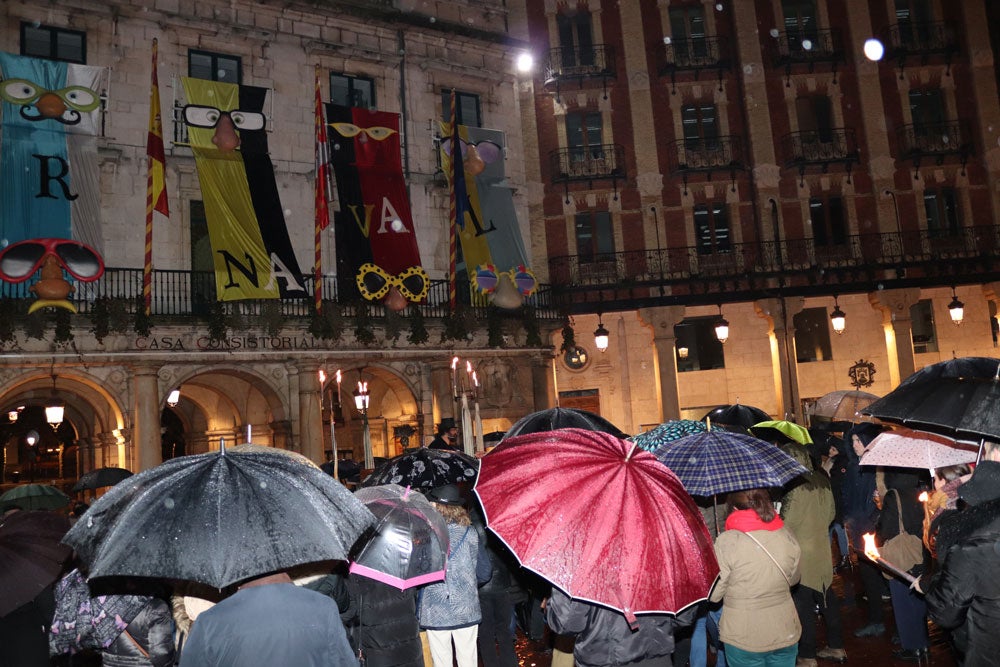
354, 377, 373, 470
830, 297, 847, 335
714, 306, 730, 344
45, 374, 63, 430
948, 288, 965, 325
167, 389, 180, 407
594, 316, 610, 353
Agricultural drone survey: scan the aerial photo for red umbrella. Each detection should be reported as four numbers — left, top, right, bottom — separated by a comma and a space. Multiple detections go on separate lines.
474, 428, 719, 623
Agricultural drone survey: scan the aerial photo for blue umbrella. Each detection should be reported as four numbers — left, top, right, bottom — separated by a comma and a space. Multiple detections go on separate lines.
631, 419, 707, 452
650, 430, 809, 497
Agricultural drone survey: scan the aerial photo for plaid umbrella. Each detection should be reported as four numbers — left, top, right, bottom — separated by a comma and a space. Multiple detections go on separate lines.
650, 430, 809, 496
631, 419, 707, 452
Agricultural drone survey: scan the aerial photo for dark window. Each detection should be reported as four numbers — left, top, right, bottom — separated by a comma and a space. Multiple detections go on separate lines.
809, 196, 847, 246
796, 95, 834, 143
682, 104, 719, 145
440, 90, 481, 127
557, 10, 595, 68
675, 318, 726, 372
793, 307, 833, 362
566, 111, 603, 162
188, 50, 242, 84
575, 211, 615, 262
694, 203, 730, 255
21, 23, 85, 63
670, 6, 708, 59
924, 188, 960, 237
895, 0, 933, 46
330, 74, 375, 108
782, 0, 819, 47
910, 299, 938, 353
909, 89, 946, 130
190, 201, 215, 314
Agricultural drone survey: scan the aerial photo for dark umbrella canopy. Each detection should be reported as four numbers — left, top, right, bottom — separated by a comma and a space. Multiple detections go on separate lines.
863, 357, 1000, 440
475, 428, 719, 623
650, 431, 809, 497
0, 483, 71, 512
502, 407, 627, 440
361, 448, 478, 491
63, 448, 376, 589
702, 404, 771, 429
0, 510, 71, 617
72, 467, 133, 492
349, 484, 449, 590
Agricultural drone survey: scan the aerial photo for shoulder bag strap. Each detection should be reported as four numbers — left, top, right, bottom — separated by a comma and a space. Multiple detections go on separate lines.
742, 532, 792, 587
122, 628, 151, 659
889, 488, 905, 533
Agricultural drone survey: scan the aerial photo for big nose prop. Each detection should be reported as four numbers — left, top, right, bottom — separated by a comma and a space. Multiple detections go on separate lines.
211, 113, 241, 152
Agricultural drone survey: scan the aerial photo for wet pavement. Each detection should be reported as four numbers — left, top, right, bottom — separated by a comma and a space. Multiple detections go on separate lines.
511, 560, 958, 666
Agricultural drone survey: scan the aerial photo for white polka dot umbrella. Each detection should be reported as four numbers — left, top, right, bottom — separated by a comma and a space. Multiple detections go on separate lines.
859, 428, 978, 472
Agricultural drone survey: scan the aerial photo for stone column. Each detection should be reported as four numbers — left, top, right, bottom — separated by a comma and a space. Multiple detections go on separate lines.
132, 364, 162, 472
638, 305, 686, 423
755, 297, 804, 422
429, 361, 454, 437
530, 353, 556, 411
869, 288, 921, 385
296, 361, 324, 464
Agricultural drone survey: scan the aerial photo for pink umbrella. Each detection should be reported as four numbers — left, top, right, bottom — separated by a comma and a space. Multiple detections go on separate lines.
474, 428, 719, 623
860, 428, 978, 472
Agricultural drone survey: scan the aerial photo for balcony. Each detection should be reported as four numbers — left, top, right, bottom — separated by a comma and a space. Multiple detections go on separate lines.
781, 128, 859, 183
667, 136, 745, 192
896, 121, 972, 172
543, 45, 616, 100
549, 144, 625, 201
659, 36, 731, 92
885, 21, 959, 70
547, 225, 1000, 312
772, 28, 844, 78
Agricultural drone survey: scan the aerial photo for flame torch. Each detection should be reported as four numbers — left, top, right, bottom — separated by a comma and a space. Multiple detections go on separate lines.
862, 533, 916, 584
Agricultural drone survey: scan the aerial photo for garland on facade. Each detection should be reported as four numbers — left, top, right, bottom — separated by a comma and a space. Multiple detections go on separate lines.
406, 304, 429, 345
560, 318, 576, 353
522, 305, 542, 347
487, 306, 504, 348
353, 301, 376, 345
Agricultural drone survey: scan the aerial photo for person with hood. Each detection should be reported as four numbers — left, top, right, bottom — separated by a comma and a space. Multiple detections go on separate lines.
917, 443, 1000, 667
778, 444, 845, 667
710, 488, 801, 667
876, 468, 929, 662
838, 422, 888, 638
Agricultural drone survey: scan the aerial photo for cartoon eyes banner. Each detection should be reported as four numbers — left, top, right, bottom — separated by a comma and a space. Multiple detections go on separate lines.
1, 78, 101, 125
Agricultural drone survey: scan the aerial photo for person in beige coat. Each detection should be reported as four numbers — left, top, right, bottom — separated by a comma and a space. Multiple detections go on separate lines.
710, 488, 802, 667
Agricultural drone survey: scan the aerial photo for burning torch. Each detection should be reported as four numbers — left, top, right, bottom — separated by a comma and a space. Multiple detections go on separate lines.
862, 533, 916, 584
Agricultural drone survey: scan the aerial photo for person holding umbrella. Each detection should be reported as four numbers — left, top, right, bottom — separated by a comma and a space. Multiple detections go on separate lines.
710, 488, 802, 667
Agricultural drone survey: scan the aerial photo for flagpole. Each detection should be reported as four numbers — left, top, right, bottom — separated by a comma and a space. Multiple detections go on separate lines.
143, 37, 168, 316
313, 64, 329, 315
448, 88, 458, 312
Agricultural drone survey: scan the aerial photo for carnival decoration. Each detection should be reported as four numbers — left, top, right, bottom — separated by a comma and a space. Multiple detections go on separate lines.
0, 237, 105, 312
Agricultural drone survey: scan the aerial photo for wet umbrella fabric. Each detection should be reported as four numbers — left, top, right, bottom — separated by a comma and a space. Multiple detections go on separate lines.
649, 431, 810, 497
49, 568, 150, 653
475, 428, 719, 623
361, 447, 478, 491
62, 448, 376, 589
630, 419, 707, 452
502, 407, 627, 440
809, 390, 880, 423
701, 404, 771, 429
349, 484, 450, 590
0, 510, 71, 617
859, 428, 978, 471
862, 357, 1000, 441
0, 483, 71, 511
71, 467, 133, 492
749, 420, 814, 446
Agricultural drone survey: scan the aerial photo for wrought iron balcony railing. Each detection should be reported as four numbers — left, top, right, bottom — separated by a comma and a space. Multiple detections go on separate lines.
886, 21, 958, 59
896, 121, 971, 161
0, 269, 559, 321
662, 36, 730, 73
781, 128, 859, 175
773, 28, 843, 71
544, 44, 616, 84
549, 144, 626, 184
668, 136, 745, 174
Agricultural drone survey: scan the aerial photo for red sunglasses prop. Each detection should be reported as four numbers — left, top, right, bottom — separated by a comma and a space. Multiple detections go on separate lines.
0, 238, 105, 283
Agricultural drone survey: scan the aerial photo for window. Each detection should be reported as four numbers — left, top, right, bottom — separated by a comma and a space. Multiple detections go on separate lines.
566, 111, 603, 163
793, 307, 833, 362
440, 90, 481, 127
190, 201, 215, 313
670, 6, 708, 60
330, 74, 375, 109
809, 196, 847, 246
924, 188, 960, 238
557, 10, 595, 69
188, 50, 241, 84
575, 211, 615, 262
796, 96, 834, 143
675, 318, 726, 372
21, 23, 85, 63
895, 0, 933, 46
782, 0, 819, 47
910, 299, 938, 353
694, 203, 730, 255
682, 104, 719, 146
909, 89, 945, 130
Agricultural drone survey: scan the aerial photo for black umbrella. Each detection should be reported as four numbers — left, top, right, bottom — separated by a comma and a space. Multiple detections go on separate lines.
62, 447, 376, 589
862, 356, 1000, 441
701, 404, 771, 429
502, 407, 627, 440
361, 448, 478, 491
71, 466, 133, 492
0, 510, 71, 617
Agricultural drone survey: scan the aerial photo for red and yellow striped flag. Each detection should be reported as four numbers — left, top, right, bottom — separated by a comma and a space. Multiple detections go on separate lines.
313, 65, 330, 313
143, 38, 168, 315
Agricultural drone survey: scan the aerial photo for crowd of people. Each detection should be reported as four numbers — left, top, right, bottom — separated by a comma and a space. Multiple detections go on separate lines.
3, 413, 1000, 667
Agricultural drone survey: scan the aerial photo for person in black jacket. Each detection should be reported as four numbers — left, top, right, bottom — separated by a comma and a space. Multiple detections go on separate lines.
918, 453, 1000, 667
343, 575, 423, 667
100, 596, 176, 667
471, 505, 519, 667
